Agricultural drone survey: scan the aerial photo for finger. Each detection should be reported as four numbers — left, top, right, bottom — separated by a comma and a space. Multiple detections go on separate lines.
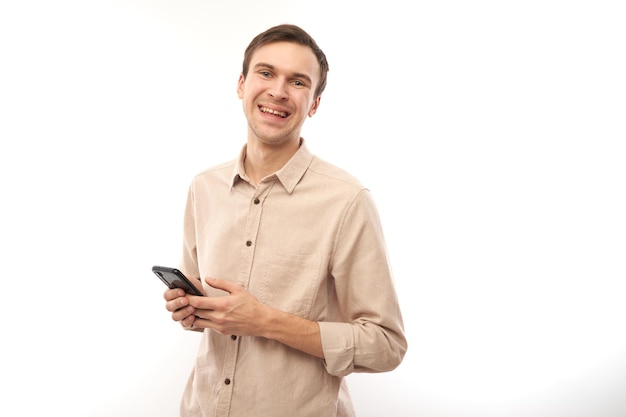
163, 288, 185, 301
171, 305, 195, 322
181, 314, 197, 330
205, 277, 241, 294
165, 294, 190, 313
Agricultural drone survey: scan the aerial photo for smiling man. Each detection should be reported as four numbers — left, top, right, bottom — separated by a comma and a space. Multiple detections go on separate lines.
162, 24, 407, 417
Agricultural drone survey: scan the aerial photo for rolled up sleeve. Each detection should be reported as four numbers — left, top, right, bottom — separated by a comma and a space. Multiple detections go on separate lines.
319, 322, 355, 376
319, 190, 407, 377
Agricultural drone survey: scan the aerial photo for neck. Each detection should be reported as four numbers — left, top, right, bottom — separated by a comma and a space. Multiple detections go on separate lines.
244, 137, 301, 185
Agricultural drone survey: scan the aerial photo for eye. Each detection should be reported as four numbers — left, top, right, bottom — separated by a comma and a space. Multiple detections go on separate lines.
259, 70, 272, 78
291, 79, 309, 88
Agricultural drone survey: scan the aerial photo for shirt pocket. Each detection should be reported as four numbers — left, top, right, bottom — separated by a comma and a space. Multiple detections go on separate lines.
255, 251, 322, 318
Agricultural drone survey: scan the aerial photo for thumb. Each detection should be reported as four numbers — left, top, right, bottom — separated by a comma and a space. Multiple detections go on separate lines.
204, 277, 241, 294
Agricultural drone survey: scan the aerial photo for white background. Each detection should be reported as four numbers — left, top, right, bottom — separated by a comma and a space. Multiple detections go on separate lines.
1, 1, 625, 416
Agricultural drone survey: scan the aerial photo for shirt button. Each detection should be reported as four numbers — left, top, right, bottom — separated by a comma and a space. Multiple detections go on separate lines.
224, 378, 231, 385
246, 240, 252, 246
254, 198, 260, 204
231, 335, 237, 340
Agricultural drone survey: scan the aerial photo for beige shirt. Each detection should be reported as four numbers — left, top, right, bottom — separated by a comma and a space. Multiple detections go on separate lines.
179, 141, 407, 417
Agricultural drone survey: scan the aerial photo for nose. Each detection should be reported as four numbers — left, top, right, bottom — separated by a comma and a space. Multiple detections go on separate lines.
268, 79, 288, 100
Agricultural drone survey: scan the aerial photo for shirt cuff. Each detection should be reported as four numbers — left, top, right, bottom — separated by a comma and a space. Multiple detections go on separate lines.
319, 321, 355, 377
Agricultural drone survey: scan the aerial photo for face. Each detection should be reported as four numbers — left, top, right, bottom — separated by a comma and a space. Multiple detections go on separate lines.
237, 41, 321, 148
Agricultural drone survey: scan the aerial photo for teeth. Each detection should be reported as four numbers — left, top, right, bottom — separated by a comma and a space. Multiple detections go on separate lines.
260, 106, 287, 118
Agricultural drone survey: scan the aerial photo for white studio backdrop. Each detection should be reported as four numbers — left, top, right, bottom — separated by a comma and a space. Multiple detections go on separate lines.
1, 1, 625, 416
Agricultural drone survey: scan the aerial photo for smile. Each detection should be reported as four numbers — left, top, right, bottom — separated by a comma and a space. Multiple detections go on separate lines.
259, 106, 288, 118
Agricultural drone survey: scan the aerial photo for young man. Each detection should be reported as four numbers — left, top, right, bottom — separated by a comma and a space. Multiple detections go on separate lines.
163, 24, 407, 417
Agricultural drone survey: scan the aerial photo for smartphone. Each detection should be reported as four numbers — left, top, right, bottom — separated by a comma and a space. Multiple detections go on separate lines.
152, 265, 204, 296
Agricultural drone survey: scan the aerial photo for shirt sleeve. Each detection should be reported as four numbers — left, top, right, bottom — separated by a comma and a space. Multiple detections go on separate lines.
179, 181, 200, 280
319, 190, 407, 377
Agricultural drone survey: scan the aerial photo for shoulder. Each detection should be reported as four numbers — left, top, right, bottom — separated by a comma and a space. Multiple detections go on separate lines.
190, 159, 236, 184
184, 159, 239, 197
307, 156, 365, 191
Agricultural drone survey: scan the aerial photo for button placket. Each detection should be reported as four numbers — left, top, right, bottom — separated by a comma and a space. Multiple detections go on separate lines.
214, 184, 271, 415
244, 188, 266, 250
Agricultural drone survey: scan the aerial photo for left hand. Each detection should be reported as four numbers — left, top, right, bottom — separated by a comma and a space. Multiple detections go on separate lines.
186, 277, 266, 336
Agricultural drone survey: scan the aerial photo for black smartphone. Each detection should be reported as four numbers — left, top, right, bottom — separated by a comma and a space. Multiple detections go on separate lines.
152, 265, 204, 296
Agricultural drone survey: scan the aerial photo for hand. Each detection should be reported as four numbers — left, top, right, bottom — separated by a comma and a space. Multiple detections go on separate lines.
164, 288, 198, 330
187, 277, 266, 336
183, 278, 324, 357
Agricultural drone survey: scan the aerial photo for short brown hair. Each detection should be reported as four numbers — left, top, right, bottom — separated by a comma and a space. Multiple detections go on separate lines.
242, 24, 329, 98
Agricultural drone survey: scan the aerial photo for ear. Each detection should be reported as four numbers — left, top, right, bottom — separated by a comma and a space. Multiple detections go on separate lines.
237, 74, 245, 99
308, 96, 321, 117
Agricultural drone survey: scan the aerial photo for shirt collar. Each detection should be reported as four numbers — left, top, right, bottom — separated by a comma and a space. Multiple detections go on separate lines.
230, 139, 314, 194
230, 144, 248, 189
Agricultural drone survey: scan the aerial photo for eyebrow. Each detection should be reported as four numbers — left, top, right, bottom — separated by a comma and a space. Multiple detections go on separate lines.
253, 62, 313, 86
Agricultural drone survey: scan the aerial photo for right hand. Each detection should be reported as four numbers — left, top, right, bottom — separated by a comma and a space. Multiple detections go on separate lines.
164, 288, 198, 330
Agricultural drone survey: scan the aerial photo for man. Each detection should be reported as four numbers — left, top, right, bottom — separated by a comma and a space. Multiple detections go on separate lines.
164, 23, 407, 417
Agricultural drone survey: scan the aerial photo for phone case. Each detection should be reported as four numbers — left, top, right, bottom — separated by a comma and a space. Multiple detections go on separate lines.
152, 265, 204, 296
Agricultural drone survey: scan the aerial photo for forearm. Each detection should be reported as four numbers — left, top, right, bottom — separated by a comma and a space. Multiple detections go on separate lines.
259, 306, 324, 358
